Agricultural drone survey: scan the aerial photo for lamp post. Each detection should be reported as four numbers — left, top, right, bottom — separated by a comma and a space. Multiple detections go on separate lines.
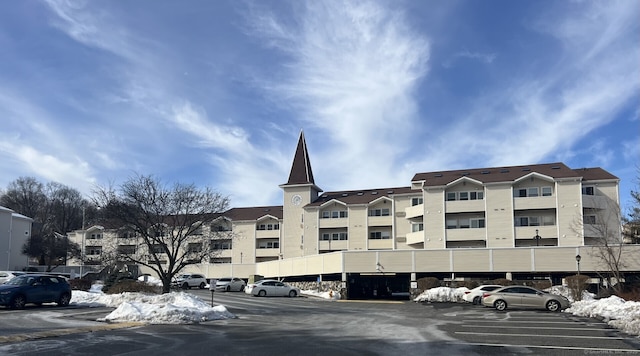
576, 254, 582, 276
533, 229, 541, 247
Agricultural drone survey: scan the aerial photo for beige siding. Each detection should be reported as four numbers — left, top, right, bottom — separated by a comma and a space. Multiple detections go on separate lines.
556, 180, 583, 246
492, 249, 531, 272
452, 250, 491, 271
414, 250, 451, 272
378, 251, 413, 272
424, 188, 445, 249
393, 195, 413, 250
348, 206, 368, 251
485, 184, 514, 248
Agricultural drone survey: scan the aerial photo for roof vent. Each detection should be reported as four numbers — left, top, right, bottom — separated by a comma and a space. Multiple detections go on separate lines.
357, 192, 364, 196
387, 190, 394, 194
481, 171, 490, 174
462, 172, 470, 176
522, 168, 531, 171
371, 191, 378, 195
551, 166, 560, 170
341, 193, 348, 197
434, 173, 443, 177
500, 169, 509, 173
321, 194, 328, 198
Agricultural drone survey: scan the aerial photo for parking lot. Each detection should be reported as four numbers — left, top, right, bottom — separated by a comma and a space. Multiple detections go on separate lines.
0, 290, 637, 355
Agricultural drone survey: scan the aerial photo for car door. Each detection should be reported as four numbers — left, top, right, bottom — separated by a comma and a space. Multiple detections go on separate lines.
499, 287, 523, 307
519, 287, 543, 308
29, 276, 51, 303
274, 282, 288, 296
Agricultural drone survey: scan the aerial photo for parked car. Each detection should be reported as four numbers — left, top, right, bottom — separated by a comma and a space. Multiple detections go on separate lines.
215, 277, 246, 292
481, 285, 570, 312
462, 285, 503, 305
173, 273, 207, 289
0, 274, 72, 309
245, 279, 300, 297
0, 271, 24, 284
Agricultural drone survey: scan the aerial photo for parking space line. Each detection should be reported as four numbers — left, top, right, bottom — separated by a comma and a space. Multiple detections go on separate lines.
461, 325, 611, 331
448, 342, 640, 353
0, 322, 145, 344
456, 331, 624, 340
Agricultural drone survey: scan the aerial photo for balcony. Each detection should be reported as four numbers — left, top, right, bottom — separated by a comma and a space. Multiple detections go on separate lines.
446, 200, 484, 213
513, 196, 556, 210
319, 218, 349, 228
256, 248, 280, 258
582, 195, 607, 209
256, 229, 280, 239
514, 225, 556, 240
446, 228, 486, 241
368, 239, 393, 250
368, 215, 392, 227
405, 231, 424, 245
319, 240, 349, 251
405, 204, 424, 219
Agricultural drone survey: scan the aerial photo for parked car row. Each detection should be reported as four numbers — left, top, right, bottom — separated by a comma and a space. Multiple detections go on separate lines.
464, 284, 570, 312
0, 273, 72, 309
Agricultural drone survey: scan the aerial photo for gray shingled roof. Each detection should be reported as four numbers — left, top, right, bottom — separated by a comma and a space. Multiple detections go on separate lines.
224, 206, 283, 221
411, 162, 618, 187
307, 186, 416, 207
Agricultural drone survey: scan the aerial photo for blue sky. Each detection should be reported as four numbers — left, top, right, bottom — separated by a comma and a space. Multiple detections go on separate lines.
0, 0, 638, 211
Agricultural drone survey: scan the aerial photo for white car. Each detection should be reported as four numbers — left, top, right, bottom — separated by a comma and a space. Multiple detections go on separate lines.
462, 284, 503, 305
173, 273, 207, 289
0, 271, 23, 284
245, 279, 300, 297
215, 277, 246, 292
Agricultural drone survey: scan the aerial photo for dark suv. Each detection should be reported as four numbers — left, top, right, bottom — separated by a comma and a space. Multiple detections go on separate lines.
0, 274, 72, 309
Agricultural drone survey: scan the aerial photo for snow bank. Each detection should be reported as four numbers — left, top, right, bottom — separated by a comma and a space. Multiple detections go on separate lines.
544, 285, 595, 302
301, 289, 342, 300
566, 296, 640, 336
413, 287, 469, 303
72, 290, 235, 324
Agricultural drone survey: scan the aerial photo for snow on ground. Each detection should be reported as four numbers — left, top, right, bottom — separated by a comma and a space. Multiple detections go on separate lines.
414, 285, 640, 336
71, 285, 235, 324
68, 280, 640, 337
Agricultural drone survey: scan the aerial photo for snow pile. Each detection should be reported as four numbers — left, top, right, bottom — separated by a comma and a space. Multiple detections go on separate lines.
137, 275, 164, 286
301, 289, 341, 300
71, 290, 235, 324
566, 296, 640, 336
414, 287, 469, 303
544, 285, 595, 302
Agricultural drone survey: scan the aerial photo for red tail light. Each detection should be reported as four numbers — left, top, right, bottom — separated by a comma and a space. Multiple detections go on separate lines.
464, 291, 470, 294
482, 293, 491, 298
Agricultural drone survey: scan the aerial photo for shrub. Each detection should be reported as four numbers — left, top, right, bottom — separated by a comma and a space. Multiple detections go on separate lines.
491, 278, 512, 286
106, 280, 161, 294
417, 277, 440, 291
566, 274, 589, 301
68, 278, 93, 291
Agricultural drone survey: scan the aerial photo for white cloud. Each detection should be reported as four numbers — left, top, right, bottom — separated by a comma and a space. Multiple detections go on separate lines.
442, 50, 497, 68
248, 1, 430, 190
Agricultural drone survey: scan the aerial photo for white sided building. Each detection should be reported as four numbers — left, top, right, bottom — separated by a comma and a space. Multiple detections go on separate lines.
0, 206, 33, 271
67, 132, 639, 298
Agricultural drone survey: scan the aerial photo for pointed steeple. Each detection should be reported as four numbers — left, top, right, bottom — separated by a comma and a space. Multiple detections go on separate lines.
286, 131, 316, 185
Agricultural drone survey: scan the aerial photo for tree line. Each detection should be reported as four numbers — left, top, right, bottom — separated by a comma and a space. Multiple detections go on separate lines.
1, 175, 230, 293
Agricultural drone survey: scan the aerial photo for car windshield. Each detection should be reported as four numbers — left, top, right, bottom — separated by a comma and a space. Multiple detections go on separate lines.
5, 276, 34, 286
218, 278, 231, 282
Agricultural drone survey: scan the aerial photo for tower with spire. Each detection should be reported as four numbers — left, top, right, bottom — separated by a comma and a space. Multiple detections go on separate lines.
279, 131, 322, 259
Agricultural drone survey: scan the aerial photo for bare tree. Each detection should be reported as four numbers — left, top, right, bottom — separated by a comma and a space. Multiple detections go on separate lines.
1, 177, 84, 271
92, 174, 231, 293
576, 195, 626, 295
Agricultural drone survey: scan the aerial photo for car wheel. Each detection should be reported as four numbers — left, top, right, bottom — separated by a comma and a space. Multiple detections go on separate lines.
473, 296, 481, 305
58, 293, 71, 307
11, 295, 26, 309
240, 285, 245, 292
199, 282, 206, 289
288, 290, 297, 298
258, 290, 267, 297
546, 300, 560, 312
226, 286, 231, 292
494, 299, 507, 311
182, 282, 189, 289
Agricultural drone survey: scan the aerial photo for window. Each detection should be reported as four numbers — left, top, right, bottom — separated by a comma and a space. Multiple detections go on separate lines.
330, 232, 348, 240
584, 215, 597, 224
151, 244, 165, 254
529, 216, 540, 226
321, 233, 330, 241
542, 216, 555, 226
368, 208, 390, 217
516, 189, 527, 198
89, 233, 102, 239
211, 239, 232, 250
411, 197, 423, 206
459, 219, 470, 229
258, 241, 279, 249
412, 223, 424, 232
470, 191, 484, 200
542, 187, 552, 196
458, 192, 469, 201
369, 231, 391, 240
446, 192, 457, 201
118, 230, 136, 238
86, 247, 102, 255
446, 219, 457, 229
257, 224, 266, 230
117, 245, 136, 255
527, 187, 539, 197
582, 186, 595, 195
470, 218, 485, 228
187, 243, 202, 253
446, 191, 484, 201
515, 217, 529, 227
321, 210, 348, 219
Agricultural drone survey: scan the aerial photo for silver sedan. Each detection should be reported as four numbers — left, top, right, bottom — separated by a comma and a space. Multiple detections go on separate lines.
245, 279, 300, 297
481, 285, 570, 312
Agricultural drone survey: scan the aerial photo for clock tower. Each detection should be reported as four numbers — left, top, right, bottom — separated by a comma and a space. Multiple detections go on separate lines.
279, 131, 322, 259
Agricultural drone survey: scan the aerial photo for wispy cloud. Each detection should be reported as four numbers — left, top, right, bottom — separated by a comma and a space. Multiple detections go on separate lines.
442, 50, 497, 68
247, 1, 430, 190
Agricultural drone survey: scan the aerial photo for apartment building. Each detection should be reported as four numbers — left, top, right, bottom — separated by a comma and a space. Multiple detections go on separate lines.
0, 206, 33, 271
66, 132, 640, 297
